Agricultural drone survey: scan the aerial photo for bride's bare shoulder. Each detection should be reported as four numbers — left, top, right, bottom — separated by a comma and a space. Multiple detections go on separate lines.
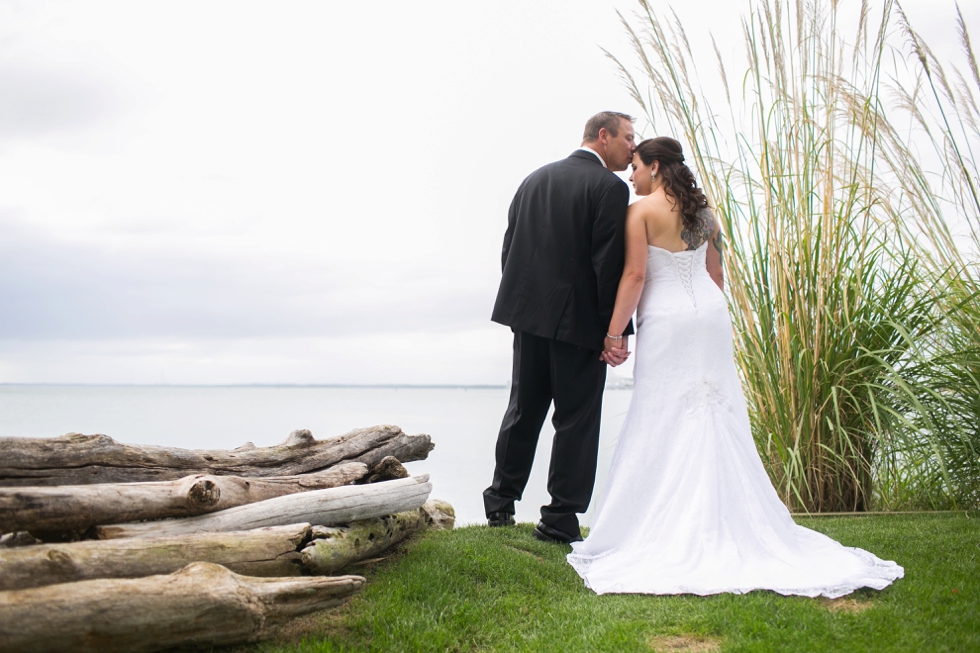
629, 193, 668, 216
629, 193, 674, 230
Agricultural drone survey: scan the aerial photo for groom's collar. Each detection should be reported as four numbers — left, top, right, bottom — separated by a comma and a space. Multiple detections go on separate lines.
575, 146, 607, 168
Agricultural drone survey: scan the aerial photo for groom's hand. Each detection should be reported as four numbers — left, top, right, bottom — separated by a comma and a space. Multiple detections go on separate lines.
601, 335, 630, 367
601, 348, 629, 367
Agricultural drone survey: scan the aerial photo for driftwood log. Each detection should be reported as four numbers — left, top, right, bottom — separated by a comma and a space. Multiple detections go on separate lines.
0, 462, 368, 535
0, 531, 40, 548
360, 454, 411, 484
421, 499, 457, 531
95, 474, 432, 539
1, 501, 455, 591
303, 500, 456, 574
0, 562, 364, 653
0, 523, 309, 591
0, 425, 433, 487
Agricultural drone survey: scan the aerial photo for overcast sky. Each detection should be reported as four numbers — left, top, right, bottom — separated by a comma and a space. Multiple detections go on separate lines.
0, 0, 975, 385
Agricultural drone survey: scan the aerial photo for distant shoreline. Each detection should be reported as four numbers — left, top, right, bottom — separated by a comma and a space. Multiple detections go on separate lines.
0, 382, 510, 390
0, 382, 635, 390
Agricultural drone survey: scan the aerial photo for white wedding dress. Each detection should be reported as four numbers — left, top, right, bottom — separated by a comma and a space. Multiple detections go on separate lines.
567, 242, 904, 597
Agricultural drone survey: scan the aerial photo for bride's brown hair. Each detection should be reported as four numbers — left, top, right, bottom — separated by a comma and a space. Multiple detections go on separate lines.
636, 137, 709, 232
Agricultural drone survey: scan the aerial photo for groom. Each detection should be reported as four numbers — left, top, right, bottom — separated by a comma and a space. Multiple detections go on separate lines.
484, 111, 636, 544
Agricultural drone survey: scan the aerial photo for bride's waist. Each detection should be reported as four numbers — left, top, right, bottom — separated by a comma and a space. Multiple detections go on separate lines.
639, 276, 725, 304
642, 271, 715, 290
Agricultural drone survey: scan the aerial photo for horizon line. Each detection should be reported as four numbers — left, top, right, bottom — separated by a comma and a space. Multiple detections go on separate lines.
0, 382, 511, 389
0, 381, 635, 390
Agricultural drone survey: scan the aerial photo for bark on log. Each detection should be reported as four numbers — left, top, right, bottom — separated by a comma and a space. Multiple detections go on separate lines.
0, 523, 311, 591
421, 499, 456, 531
0, 424, 434, 487
361, 455, 410, 483
0, 532, 41, 548
302, 509, 425, 574
95, 474, 432, 539
302, 500, 456, 574
0, 462, 367, 534
0, 561, 364, 653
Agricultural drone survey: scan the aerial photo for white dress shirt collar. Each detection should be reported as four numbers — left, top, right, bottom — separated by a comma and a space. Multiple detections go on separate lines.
577, 146, 607, 169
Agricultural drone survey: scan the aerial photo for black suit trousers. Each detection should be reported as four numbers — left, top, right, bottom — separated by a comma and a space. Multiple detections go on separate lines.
483, 330, 607, 538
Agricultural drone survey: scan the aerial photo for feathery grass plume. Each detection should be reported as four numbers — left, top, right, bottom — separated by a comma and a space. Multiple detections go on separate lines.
611, 0, 980, 510
959, 4, 980, 93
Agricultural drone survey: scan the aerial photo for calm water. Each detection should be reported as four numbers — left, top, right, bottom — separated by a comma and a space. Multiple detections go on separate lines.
0, 385, 633, 526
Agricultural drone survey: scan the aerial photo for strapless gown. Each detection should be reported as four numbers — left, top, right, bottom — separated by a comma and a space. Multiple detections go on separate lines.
567, 242, 904, 597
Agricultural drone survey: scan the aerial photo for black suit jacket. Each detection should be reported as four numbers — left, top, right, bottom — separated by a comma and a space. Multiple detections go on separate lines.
491, 150, 635, 351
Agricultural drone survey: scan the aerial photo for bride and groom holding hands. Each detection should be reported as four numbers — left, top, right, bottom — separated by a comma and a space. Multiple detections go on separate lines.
482, 111, 903, 597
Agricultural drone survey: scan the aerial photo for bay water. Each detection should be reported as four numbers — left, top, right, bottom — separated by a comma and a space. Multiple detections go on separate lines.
0, 384, 633, 527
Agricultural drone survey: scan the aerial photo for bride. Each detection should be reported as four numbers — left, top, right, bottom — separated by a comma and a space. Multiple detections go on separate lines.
567, 137, 904, 597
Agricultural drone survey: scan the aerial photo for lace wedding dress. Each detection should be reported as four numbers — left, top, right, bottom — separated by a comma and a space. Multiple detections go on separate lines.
567, 242, 904, 597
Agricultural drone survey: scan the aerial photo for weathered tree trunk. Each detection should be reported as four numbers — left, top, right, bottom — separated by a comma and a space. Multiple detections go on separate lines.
95, 474, 432, 539
360, 454, 411, 484
0, 562, 364, 653
1, 500, 454, 591
304, 518, 415, 575
0, 425, 433, 486
0, 531, 40, 548
302, 500, 456, 574
0, 462, 367, 534
421, 499, 456, 531
0, 523, 311, 591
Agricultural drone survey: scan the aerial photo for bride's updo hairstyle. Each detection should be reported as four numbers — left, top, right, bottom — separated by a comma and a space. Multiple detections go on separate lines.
636, 137, 709, 232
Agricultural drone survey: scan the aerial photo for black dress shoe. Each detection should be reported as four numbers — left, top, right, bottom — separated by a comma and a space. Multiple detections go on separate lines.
532, 522, 583, 544
487, 511, 515, 527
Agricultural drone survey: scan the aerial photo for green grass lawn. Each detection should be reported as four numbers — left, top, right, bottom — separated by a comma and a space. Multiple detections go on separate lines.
247, 513, 978, 653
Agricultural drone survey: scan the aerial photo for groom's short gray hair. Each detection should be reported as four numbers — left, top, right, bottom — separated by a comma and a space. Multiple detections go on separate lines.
583, 112, 635, 142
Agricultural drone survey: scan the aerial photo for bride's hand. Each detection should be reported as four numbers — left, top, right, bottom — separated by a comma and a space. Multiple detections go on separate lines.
601, 348, 630, 367
601, 335, 630, 367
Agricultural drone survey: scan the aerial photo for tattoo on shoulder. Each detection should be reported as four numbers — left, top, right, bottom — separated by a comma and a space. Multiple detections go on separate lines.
712, 228, 725, 270
681, 209, 716, 251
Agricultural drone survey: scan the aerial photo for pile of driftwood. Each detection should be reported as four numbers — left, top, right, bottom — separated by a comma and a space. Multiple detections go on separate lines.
0, 425, 452, 652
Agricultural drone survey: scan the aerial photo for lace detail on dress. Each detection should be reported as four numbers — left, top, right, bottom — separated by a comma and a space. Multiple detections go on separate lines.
681, 378, 732, 417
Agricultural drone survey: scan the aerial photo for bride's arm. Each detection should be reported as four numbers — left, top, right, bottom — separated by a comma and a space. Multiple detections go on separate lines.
606, 204, 649, 341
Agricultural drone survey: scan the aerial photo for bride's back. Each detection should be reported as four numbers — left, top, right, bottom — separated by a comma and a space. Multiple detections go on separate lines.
633, 189, 715, 253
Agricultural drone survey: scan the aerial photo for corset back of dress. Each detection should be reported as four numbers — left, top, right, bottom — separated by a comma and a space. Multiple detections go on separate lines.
637, 242, 724, 323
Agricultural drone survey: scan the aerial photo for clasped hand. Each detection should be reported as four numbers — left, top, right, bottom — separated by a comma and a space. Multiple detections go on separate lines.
600, 335, 630, 367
